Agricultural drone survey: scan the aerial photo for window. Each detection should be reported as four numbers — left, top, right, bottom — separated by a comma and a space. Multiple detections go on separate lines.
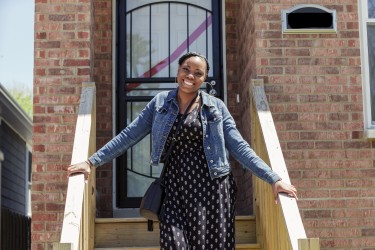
359, 0, 375, 138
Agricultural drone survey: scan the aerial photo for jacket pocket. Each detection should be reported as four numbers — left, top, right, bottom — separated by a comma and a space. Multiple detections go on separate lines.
207, 111, 224, 139
206, 109, 222, 123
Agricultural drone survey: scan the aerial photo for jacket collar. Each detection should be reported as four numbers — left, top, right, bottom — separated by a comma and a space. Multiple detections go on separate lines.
166, 88, 178, 103
200, 90, 215, 108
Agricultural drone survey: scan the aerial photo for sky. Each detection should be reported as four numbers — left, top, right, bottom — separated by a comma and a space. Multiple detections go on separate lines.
0, 0, 34, 91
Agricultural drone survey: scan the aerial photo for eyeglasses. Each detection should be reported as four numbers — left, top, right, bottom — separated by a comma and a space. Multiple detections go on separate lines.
179, 67, 205, 78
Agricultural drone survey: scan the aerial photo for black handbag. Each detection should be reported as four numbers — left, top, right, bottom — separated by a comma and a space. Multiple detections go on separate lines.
139, 165, 167, 231
139, 177, 165, 221
139, 93, 199, 230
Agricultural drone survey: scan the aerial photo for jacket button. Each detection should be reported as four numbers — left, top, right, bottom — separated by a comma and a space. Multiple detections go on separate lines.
207, 146, 211, 150
214, 172, 218, 176
210, 160, 213, 163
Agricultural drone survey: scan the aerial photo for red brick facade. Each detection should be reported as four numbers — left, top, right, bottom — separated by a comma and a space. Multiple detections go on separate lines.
33, 1, 94, 249
92, 0, 114, 218
32, 0, 375, 249
225, 0, 254, 216
235, 1, 375, 249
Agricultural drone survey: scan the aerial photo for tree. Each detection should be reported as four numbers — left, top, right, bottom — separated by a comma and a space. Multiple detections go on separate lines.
8, 88, 33, 118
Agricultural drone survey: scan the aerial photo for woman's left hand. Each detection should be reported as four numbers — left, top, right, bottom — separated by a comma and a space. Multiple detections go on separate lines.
272, 180, 298, 204
66, 161, 91, 182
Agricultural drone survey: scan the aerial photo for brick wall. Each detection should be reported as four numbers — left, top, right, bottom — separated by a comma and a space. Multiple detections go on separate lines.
32, 0, 94, 249
92, 0, 113, 218
225, 0, 254, 215
237, 0, 375, 249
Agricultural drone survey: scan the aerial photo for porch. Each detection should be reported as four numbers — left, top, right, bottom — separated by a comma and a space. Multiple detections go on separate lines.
54, 81, 319, 250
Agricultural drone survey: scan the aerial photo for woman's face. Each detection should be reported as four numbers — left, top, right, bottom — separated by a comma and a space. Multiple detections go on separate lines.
177, 56, 207, 95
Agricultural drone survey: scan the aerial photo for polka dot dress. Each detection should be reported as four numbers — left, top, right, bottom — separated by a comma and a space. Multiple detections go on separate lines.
159, 104, 237, 250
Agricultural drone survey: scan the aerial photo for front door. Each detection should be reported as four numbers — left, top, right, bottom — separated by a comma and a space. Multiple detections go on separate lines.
116, 0, 224, 208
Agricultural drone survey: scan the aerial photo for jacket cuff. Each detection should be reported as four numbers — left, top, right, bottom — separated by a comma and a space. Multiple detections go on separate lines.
265, 171, 282, 184
88, 154, 100, 168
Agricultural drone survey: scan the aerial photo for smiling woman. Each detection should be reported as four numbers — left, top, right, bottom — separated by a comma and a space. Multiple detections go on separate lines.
67, 51, 298, 250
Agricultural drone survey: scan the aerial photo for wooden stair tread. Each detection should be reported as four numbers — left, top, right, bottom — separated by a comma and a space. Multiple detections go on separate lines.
95, 243, 261, 250
95, 216, 258, 249
236, 244, 261, 249
95, 248, 158, 250
95, 215, 256, 224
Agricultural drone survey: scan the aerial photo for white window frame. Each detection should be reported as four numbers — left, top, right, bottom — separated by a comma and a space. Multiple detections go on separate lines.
358, 0, 375, 138
25, 145, 32, 217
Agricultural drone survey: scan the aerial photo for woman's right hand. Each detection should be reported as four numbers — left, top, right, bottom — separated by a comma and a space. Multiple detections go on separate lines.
66, 161, 91, 181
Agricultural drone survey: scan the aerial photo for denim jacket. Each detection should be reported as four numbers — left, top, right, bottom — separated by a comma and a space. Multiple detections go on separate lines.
89, 88, 281, 184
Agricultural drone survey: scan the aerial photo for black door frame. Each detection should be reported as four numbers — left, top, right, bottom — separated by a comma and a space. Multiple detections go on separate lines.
116, 0, 224, 208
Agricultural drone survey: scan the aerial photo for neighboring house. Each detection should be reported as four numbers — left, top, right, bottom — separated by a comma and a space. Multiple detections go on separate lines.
32, 1, 375, 249
0, 83, 32, 248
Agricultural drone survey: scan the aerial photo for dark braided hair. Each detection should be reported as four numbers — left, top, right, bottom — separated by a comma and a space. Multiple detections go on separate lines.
178, 52, 210, 75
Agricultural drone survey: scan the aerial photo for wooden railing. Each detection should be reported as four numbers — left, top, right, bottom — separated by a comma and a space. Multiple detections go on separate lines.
54, 82, 96, 250
250, 79, 319, 250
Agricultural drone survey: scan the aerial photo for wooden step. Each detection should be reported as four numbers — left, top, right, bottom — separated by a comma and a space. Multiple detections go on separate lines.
95, 248, 159, 250
236, 244, 261, 249
95, 243, 261, 250
95, 216, 258, 249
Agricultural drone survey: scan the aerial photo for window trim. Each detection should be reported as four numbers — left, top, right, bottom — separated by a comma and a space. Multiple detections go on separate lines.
358, 0, 375, 138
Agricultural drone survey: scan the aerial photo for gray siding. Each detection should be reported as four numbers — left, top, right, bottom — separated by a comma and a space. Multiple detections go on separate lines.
0, 121, 27, 215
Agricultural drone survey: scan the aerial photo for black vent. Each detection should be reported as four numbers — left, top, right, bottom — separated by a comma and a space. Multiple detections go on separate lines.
282, 5, 336, 33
